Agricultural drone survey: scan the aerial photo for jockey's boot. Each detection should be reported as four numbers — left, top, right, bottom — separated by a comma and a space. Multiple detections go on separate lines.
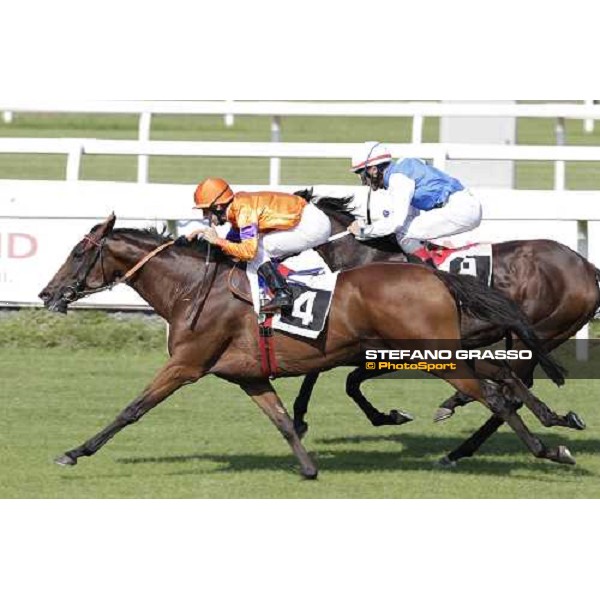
410, 243, 437, 269
405, 250, 437, 269
258, 261, 293, 313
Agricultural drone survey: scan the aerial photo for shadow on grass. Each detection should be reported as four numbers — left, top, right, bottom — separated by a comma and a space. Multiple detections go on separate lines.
115, 430, 597, 479
315, 430, 600, 458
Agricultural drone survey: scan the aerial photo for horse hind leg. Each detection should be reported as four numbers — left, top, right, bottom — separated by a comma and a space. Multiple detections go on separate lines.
481, 357, 586, 431
292, 372, 320, 439
345, 367, 414, 427
504, 374, 586, 431
479, 379, 576, 465
437, 374, 575, 466
434, 391, 473, 423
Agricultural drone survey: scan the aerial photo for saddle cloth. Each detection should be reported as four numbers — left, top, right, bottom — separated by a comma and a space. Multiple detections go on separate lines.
434, 243, 493, 286
230, 249, 339, 339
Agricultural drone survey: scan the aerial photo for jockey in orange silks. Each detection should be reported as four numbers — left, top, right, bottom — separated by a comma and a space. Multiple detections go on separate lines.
188, 178, 331, 312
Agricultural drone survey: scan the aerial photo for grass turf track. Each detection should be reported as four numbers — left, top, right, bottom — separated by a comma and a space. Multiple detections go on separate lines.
2, 343, 600, 499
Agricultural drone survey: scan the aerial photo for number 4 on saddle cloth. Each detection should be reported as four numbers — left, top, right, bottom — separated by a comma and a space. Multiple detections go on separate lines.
229, 249, 339, 340
421, 242, 493, 286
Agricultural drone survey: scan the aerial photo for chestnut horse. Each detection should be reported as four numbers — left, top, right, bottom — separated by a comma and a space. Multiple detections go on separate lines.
292, 191, 597, 463
39, 214, 572, 479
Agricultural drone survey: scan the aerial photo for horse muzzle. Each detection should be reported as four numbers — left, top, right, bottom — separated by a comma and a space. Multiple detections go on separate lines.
38, 289, 70, 314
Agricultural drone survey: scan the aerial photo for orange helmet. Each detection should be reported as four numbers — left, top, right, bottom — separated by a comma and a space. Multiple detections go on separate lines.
193, 178, 234, 209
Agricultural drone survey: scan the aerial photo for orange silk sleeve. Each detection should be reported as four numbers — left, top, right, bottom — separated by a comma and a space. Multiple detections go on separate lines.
217, 203, 260, 261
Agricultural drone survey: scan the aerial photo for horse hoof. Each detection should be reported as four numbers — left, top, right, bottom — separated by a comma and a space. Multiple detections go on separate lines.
302, 468, 318, 480
566, 411, 586, 431
436, 456, 457, 469
55, 454, 77, 467
434, 407, 454, 423
294, 421, 309, 439
555, 446, 576, 466
389, 409, 414, 425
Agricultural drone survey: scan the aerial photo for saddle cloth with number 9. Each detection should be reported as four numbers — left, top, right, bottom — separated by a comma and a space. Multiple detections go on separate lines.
436, 243, 493, 286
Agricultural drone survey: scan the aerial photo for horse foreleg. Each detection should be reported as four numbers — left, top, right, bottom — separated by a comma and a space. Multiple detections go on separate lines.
292, 372, 320, 438
55, 359, 203, 467
346, 367, 414, 427
241, 381, 318, 480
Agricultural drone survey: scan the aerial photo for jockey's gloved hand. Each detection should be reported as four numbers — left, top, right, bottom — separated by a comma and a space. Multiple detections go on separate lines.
201, 226, 220, 245
174, 235, 190, 247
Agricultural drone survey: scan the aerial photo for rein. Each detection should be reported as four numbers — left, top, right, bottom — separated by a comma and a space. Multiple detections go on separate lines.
187, 243, 218, 331
327, 230, 351, 242
116, 240, 175, 287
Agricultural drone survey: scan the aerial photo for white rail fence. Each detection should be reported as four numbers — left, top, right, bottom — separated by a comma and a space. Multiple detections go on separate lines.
1, 138, 600, 190
1, 100, 599, 185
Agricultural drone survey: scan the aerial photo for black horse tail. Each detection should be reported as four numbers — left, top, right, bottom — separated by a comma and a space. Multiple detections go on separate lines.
435, 270, 566, 386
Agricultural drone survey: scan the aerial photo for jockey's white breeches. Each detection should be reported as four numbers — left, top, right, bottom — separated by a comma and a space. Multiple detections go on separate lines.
396, 189, 483, 247
249, 203, 332, 270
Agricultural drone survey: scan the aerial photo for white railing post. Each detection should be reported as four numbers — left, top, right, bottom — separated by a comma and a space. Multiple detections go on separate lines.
554, 117, 566, 191
411, 114, 423, 144
432, 147, 447, 171
66, 142, 83, 181
576, 219, 590, 361
2, 111, 13, 124
584, 100, 594, 133
224, 100, 235, 127
137, 111, 152, 183
269, 115, 281, 186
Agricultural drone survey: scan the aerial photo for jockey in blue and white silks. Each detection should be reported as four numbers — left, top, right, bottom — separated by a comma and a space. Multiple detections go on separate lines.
348, 141, 482, 258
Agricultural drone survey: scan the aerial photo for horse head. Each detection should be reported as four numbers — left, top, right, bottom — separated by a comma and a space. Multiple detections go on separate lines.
39, 213, 117, 313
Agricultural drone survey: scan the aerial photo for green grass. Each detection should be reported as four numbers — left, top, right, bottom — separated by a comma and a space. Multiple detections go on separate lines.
1, 344, 599, 498
2, 109, 598, 188
0, 309, 165, 350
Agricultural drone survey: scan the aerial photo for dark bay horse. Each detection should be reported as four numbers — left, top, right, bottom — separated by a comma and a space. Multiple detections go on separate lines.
293, 191, 599, 463
39, 214, 572, 478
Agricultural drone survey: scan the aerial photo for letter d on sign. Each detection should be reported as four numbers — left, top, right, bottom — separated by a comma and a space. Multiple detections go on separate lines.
9, 233, 38, 259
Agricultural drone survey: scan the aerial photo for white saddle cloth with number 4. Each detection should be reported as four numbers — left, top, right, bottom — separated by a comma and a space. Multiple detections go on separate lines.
247, 250, 339, 339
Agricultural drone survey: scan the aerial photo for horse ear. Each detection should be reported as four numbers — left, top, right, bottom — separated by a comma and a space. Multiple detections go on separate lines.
91, 213, 116, 239
105, 212, 116, 232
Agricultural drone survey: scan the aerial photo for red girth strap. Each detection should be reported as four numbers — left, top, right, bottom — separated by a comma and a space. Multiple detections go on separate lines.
258, 316, 278, 379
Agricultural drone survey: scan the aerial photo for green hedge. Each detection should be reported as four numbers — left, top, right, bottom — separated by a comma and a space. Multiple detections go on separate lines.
2, 308, 597, 351
0, 309, 166, 351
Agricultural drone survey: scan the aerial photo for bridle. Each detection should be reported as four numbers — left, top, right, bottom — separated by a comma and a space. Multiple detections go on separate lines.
63, 230, 218, 330
62, 234, 175, 303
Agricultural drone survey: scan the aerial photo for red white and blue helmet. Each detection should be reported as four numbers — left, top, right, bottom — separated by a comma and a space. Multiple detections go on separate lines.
350, 141, 393, 173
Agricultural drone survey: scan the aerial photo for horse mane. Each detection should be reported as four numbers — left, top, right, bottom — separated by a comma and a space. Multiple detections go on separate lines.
111, 226, 232, 264
294, 188, 356, 226
114, 226, 173, 243
294, 188, 401, 254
